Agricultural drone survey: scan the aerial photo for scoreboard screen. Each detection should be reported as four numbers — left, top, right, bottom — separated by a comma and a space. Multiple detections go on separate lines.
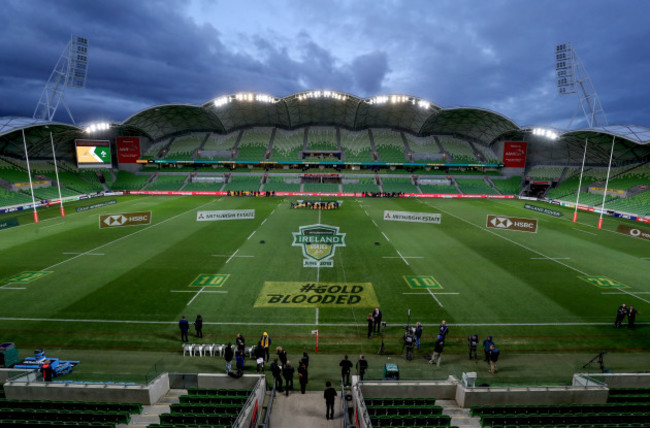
75, 140, 112, 168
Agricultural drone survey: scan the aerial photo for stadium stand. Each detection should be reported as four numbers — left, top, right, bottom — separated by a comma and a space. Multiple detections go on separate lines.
373, 129, 406, 162
366, 397, 453, 428
154, 388, 250, 427
526, 165, 565, 180
419, 184, 460, 194
545, 176, 582, 199
142, 140, 168, 160
146, 174, 187, 191
606, 190, 650, 215
381, 177, 418, 193
340, 129, 373, 162
492, 176, 523, 195
342, 177, 379, 193
236, 128, 272, 161
262, 176, 301, 192
199, 132, 238, 160
0, 189, 33, 206
110, 171, 150, 191
438, 137, 478, 163
303, 182, 340, 193
0, 399, 142, 426
164, 133, 207, 160
475, 143, 499, 163
182, 180, 225, 191
271, 129, 304, 161
223, 176, 262, 192
307, 126, 338, 151
456, 178, 495, 194
407, 135, 440, 154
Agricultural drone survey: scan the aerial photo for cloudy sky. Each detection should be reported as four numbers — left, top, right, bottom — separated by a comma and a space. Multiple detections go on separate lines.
1, 0, 649, 130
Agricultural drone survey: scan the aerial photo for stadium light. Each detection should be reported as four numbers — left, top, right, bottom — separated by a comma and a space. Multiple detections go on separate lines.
296, 90, 348, 101
532, 128, 559, 140
85, 122, 110, 133
214, 96, 230, 107
368, 95, 431, 110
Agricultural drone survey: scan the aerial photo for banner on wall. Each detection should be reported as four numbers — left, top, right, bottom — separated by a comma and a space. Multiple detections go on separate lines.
116, 137, 141, 164
503, 142, 527, 168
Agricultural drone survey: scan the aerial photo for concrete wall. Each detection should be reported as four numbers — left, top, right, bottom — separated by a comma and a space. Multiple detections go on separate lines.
4, 373, 169, 406
0, 368, 32, 383
456, 384, 609, 408
578, 373, 650, 388
197, 373, 262, 390
360, 377, 457, 400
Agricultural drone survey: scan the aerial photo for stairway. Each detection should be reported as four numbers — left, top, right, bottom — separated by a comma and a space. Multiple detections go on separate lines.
121, 389, 186, 427
436, 399, 482, 428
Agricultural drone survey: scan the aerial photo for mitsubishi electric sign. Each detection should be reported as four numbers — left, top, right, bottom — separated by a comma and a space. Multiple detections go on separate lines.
486, 215, 538, 233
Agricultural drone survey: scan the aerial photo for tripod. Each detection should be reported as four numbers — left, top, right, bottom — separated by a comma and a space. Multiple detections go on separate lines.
582, 352, 607, 373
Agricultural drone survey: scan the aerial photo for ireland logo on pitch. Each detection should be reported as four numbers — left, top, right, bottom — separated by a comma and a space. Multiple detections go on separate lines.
292, 224, 346, 268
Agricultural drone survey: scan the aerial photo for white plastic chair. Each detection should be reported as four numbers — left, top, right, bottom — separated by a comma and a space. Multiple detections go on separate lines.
182, 344, 194, 356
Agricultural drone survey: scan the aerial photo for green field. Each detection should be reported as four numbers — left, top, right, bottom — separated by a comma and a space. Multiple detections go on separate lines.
0, 195, 648, 387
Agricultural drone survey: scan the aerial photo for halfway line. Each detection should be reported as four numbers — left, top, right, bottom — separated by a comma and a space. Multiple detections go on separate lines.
187, 287, 206, 306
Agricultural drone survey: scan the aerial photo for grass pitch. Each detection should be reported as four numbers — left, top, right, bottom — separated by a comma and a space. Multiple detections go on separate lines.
0, 195, 648, 387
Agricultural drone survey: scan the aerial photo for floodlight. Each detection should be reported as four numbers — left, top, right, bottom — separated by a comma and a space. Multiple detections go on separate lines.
85, 122, 110, 133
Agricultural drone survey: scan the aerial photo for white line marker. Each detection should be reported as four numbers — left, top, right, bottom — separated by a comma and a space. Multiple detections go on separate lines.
212, 254, 254, 258
530, 257, 570, 260
63, 252, 105, 256
642, 258, 650, 260
226, 249, 240, 264
427, 289, 443, 307
0, 287, 27, 290
42, 222, 64, 229
372, 219, 378, 227
43, 199, 220, 271
187, 286, 205, 305
396, 250, 409, 266
261, 218, 267, 225
383, 256, 424, 259
572, 228, 598, 236
247, 230, 256, 240
0, 316, 646, 327
602, 291, 650, 295
381, 232, 390, 242
315, 308, 319, 326
171, 290, 228, 293
402, 292, 460, 295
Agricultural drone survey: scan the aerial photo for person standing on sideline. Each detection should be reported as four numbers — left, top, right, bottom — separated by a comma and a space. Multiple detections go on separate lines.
372, 307, 383, 334
270, 358, 283, 392
235, 351, 245, 373
236, 333, 246, 353
356, 355, 368, 381
483, 336, 494, 362
414, 322, 423, 350
179, 316, 189, 342
340, 354, 353, 386
468, 334, 479, 360
324, 381, 337, 420
224, 343, 234, 374
628, 305, 640, 329
282, 361, 295, 396
489, 344, 500, 374
194, 315, 203, 338
298, 361, 308, 394
404, 328, 415, 361
615, 303, 627, 328
438, 320, 449, 338
367, 313, 374, 338
254, 341, 265, 373
428, 335, 445, 366
277, 346, 288, 366
260, 332, 272, 362
301, 351, 310, 368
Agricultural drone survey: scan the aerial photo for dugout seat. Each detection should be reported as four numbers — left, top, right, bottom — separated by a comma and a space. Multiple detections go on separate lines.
182, 344, 195, 356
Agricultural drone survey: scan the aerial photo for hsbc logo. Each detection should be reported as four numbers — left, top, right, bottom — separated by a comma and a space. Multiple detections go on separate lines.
99, 211, 151, 229
487, 215, 538, 233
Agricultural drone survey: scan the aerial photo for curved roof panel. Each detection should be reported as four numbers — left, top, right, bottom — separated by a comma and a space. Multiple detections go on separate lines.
420, 107, 520, 143
122, 104, 225, 140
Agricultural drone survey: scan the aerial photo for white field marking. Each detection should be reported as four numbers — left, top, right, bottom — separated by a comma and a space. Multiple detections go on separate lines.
261, 218, 267, 225
270, 209, 275, 215
424, 201, 650, 305
530, 257, 570, 260
427, 289, 443, 308
0, 316, 647, 327
396, 250, 410, 266
171, 290, 228, 293
602, 291, 650, 295
642, 258, 650, 260
187, 286, 206, 306
212, 254, 254, 258
42, 198, 220, 271
42, 222, 65, 229
383, 256, 423, 259
247, 230, 256, 240
572, 228, 598, 236
315, 308, 319, 326
0, 286, 27, 290
63, 252, 104, 256
372, 219, 378, 227
226, 249, 240, 264
402, 292, 460, 295
381, 232, 390, 242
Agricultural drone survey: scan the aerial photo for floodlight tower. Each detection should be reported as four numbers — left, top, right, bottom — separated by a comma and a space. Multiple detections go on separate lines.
555, 43, 607, 129
33, 34, 89, 124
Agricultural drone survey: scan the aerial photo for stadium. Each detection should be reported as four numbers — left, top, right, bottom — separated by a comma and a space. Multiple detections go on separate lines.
1, 86, 650, 428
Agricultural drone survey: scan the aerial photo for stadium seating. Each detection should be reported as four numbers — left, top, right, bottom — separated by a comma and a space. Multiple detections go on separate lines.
475, 144, 499, 163
492, 176, 522, 195
182, 180, 225, 191
110, 171, 150, 191
0, 189, 34, 206
366, 397, 452, 427
456, 178, 495, 194
156, 388, 250, 428
342, 178, 379, 193
307, 126, 338, 151
0, 158, 31, 183
165, 133, 205, 160
0, 399, 142, 426
340, 129, 373, 162
271, 129, 304, 161
373, 129, 406, 162
527, 166, 564, 180
200, 132, 238, 160
605, 191, 650, 215
438, 137, 478, 163
381, 177, 418, 193
262, 176, 301, 192
146, 174, 187, 191
303, 182, 340, 193
419, 184, 460, 194
223, 176, 262, 192
407, 135, 440, 154
142, 140, 168, 160
236, 128, 272, 161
